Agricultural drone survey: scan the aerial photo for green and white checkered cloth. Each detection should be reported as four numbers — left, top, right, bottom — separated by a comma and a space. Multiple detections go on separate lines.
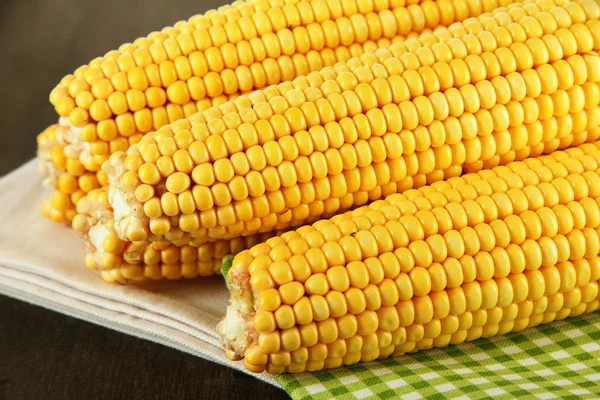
275, 313, 600, 399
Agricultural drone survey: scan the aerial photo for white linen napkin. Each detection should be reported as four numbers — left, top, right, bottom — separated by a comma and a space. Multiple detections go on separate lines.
0, 160, 279, 387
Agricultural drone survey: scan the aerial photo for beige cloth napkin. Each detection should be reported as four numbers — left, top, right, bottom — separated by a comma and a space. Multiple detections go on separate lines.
0, 160, 279, 387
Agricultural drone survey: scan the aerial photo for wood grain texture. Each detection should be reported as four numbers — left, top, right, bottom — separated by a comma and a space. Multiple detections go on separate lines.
0, 0, 289, 398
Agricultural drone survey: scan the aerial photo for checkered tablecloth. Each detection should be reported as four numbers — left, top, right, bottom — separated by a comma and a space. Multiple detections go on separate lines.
275, 313, 600, 400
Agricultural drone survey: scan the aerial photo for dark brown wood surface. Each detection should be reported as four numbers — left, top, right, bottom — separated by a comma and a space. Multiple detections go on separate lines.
0, 0, 289, 398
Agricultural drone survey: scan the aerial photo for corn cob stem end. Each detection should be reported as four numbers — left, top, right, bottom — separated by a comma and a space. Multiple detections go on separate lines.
217, 259, 258, 362
72, 188, 146, 283
36, 121, 74, 187
103, 150, 150, 242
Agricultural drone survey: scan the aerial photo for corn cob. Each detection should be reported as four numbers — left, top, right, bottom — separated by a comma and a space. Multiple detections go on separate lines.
72, 187, 282, 282
39, 0, 521, 223
73, 128, 600, 284
101, 0, 600, 249
72, 160, 469, 282
217, 142, 600, 373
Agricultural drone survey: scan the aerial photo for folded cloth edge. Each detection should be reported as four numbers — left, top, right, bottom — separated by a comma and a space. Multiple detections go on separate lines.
0, 265, 280, 387
0, 159, 282, 388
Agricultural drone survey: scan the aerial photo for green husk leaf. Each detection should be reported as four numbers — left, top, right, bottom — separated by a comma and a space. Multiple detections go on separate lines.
221, 254, 235, 291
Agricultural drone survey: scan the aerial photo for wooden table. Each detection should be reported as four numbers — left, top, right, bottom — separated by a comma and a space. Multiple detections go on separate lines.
0, 0, 289, 398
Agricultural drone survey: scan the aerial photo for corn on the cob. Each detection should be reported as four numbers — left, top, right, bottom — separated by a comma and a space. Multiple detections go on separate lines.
101, 1, 600, 249
217, 142, 600, 373
39, 0, 522, 223
72, 187, 281, 282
